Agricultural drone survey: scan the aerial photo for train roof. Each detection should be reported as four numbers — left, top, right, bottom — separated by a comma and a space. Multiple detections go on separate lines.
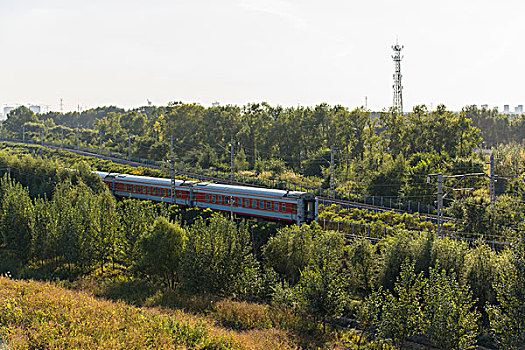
95, 171, 314, 199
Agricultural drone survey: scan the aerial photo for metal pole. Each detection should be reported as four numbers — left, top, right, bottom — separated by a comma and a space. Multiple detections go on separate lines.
170, 135, 175, 204
330, 145, 334, 199
40, 126, 44, 157
230, 138, 234, 183
490, 154, 495, 210
437, 173, 443, 237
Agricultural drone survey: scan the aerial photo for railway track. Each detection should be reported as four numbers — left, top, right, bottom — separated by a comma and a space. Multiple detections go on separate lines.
2, 139, 452, 222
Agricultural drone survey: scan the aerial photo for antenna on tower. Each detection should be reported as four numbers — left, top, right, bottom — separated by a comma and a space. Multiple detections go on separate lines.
147, 99, 152, 106
391, 41, 404, 114
60, 98, 64, 112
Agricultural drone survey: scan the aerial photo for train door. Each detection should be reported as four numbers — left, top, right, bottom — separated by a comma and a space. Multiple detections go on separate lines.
298, 196, 317, 225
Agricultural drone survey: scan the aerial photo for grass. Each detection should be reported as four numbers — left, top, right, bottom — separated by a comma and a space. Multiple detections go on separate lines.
0, 277, 298, 349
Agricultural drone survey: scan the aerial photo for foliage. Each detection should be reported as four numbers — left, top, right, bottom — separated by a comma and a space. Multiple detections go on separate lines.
344, 238, 377, 295
135, 217, 186, 288
180, 215, 264, 297
423, 268, 479, 349
293, 231, 346, 326
364, 262, 479, 349
262, 224, 317, 285
365, 262, 425, 347
487, 242, 525, 349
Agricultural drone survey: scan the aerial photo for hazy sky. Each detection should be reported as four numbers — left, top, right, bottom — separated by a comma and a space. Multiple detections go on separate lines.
1, 0, 524, 112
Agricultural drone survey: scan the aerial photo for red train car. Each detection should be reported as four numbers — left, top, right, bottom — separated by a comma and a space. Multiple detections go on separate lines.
96, 172, 318, 225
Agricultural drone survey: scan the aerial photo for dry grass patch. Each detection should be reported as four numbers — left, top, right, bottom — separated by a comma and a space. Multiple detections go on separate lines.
0, 277, 297, 349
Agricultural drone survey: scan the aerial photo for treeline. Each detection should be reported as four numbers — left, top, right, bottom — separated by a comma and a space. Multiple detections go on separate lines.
5, 103, 525, 206
0, 104, 484, 200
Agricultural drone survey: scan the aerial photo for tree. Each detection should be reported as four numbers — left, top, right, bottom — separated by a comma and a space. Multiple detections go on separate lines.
3, 106, 39, 134
294, 231, 346, 329
181, 215, 262, 296
345, 238, 377, 295
487, 243, 525, 349
365, 262, 425, 348
263, 224, 315, 285
0, 175, 34, 266
117, 199, 158, 266
135, 217, 186, 288
423, 268, 479, 349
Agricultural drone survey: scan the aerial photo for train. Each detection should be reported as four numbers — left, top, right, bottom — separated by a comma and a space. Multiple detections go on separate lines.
96, 171, 318, 225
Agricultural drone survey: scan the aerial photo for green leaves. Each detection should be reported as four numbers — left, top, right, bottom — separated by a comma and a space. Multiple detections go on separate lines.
180, 215, 263, 297
487, 243, 525, 349
363, 262, 480, 349
135, 217, 186, 289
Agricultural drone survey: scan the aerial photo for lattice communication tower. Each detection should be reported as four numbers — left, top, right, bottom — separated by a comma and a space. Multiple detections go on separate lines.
392, 43, 404, 113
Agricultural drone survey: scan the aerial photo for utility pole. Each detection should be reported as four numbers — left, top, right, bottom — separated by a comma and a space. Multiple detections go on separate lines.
437, 173, 443, 238
170, 135, 176, 205
490, 153, 495, 210
230, 138, 234, 183
40, 126, 44, 158
330, 145, 335, 198
429, 171, 486, 238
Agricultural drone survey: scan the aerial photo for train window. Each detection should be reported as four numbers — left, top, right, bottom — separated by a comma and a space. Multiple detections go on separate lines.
244, 198, 248, 207
205, 194, 209, 202
218, 196, 223, 204
266, 201, 271, 210
168, 189, 172, 197
236, 198, 241, 206
127, 185, 131, 192
224, 196, 229, 204
252, 199, 256, 208
142, 186, 146, 194
282, 203, 286, 212
134, 185, 138, 193
212, 195, 216, 203
259, 200, 263, 209
274, 202, 279, 211
292, 204, 297, 213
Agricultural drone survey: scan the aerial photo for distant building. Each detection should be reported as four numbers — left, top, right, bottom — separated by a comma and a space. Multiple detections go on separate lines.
29, 105, 41, 114
211, 101, 220, 107
515, 105, 523, 114
504, 105, 510, 113
481, 104, 489, 109
3, 106, 14, 117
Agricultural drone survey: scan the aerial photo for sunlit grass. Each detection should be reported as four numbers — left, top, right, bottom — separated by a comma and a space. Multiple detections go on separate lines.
0, 277, 297, 349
